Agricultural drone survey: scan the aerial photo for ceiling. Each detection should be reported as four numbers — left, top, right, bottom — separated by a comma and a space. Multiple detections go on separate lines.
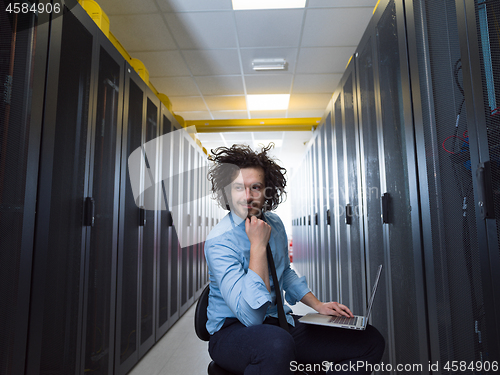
93, 0, 378, 174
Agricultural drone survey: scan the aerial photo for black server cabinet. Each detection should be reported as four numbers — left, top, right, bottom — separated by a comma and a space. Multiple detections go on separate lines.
169, 121, 182, 324
367, 0, 429, 369
156, 103, 176, 339
180, 135, 191, 315
333, 92, 348, 306
306, 150, 314, 289
457, 0, 500, 360
116, 63, 160, 374
311, 135, 321, 298
140, 90, 159, 358
0, 4, 49, 375
355, 25, 393, 369
318, 121, 329, 302
116, 67, 143, 374
407, 0, 499, 369
342, 60, 366, 318
26, 5, 96, 375
81, 23, 124, 375
324, 108, 339, 303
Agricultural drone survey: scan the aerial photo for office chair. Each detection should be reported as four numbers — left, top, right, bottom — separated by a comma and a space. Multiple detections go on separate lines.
195, 284, 237, 375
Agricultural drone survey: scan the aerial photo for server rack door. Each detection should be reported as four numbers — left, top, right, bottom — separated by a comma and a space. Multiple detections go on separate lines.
200, 153, 207, 287
311, 137, 322, 298
82, 38, 124, 375
457, 0, 500, 359
302, 159, 307, 277
375, 0, 428, 367
292, 170, 298, 272
156, 104, 172, 341
195, 152, 203, 295
291, 173, 298, 272
0, 7, 48, 375
407, 0, 495, 368
306, 151, 314, 289
298, 164, 305, 275
355, 30, 392, 368
27, 6, 95, 374
139, 93, 159, 357
302, 152, 309, 283
116, 68, 144, 374
179, 137, 190, 314
343, 62, 366, 317
157, 106, 173, 338
334, 93, 348, 306
188, 145, 195, 301
324, 111, 339, 303
169, 121, 182, 323
319, 124, 329, 302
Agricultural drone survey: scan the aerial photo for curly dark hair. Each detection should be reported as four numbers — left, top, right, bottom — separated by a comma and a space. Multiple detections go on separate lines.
207, 143, 287, 211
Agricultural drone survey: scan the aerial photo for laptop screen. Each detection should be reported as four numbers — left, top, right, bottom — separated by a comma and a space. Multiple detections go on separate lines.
365, 265, 383, 321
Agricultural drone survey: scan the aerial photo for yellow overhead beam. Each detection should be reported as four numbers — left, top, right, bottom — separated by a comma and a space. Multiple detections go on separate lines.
188, 118, 321, 133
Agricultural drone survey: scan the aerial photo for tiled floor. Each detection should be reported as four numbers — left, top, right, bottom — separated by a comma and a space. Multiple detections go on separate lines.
129, 267, 316, 374
128, 303, 212, 375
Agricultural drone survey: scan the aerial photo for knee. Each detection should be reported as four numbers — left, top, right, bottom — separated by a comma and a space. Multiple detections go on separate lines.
254, 326, 295, 364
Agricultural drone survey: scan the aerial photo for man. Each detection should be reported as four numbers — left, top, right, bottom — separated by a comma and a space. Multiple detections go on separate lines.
204, 144, 384, 374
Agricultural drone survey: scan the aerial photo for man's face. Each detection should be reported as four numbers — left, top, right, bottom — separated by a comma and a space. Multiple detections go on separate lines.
229, 167, 266, 219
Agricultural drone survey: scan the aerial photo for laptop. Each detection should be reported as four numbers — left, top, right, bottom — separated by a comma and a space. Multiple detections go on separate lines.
298, 265, 383, 330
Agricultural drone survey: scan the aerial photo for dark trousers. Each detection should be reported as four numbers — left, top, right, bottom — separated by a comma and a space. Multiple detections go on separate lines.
208, 315, 385, 375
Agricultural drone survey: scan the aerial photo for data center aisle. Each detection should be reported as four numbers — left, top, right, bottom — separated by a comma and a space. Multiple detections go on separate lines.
128, 302, 211, 375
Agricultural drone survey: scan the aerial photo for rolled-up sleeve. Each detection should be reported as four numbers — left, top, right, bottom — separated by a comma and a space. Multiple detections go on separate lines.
206, 240, 272, 327
283, 266, 311, 305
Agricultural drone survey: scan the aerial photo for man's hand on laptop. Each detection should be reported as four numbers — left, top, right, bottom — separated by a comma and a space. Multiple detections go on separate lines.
301, 292, 354, 317
315, 302, 353, 318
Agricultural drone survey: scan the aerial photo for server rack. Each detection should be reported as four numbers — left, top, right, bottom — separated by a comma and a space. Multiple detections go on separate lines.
311, 133, 321, 299
324, 106, 339, 303
371, 0, 428, 368
318, 121, 329, 303
406, 0, 500, 367
26, 4, 99, 374
456, 0, 500, 358
156, 103, 176, 339
81, 21, 125, 375
0, 3, 50, 374
1, 2, 217, 374
292, 0, 500, 372
115, 62, 147, 375
342, 59, 366, 318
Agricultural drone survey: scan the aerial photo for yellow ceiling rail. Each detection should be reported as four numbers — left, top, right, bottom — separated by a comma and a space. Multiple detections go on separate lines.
188, 118, 321, 133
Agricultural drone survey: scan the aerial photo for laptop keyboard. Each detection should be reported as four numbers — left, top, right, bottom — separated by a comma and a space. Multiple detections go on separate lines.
328, 316, 358, 326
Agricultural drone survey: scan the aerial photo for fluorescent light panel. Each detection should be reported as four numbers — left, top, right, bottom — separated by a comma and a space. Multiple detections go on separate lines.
232, 0, 306, 10
252, 59, 286, 71
247, 94, 290, 111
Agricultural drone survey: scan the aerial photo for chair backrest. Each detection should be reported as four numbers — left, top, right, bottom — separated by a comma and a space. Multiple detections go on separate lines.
195, 284, 211, 341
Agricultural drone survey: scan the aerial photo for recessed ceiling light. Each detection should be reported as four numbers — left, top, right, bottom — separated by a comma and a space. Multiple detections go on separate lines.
252, 59, 287, 71
232, 0, 306, 10
247, 94, 290, 111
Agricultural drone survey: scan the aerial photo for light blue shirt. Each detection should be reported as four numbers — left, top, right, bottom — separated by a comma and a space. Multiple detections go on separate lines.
205, 211, 311, 334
